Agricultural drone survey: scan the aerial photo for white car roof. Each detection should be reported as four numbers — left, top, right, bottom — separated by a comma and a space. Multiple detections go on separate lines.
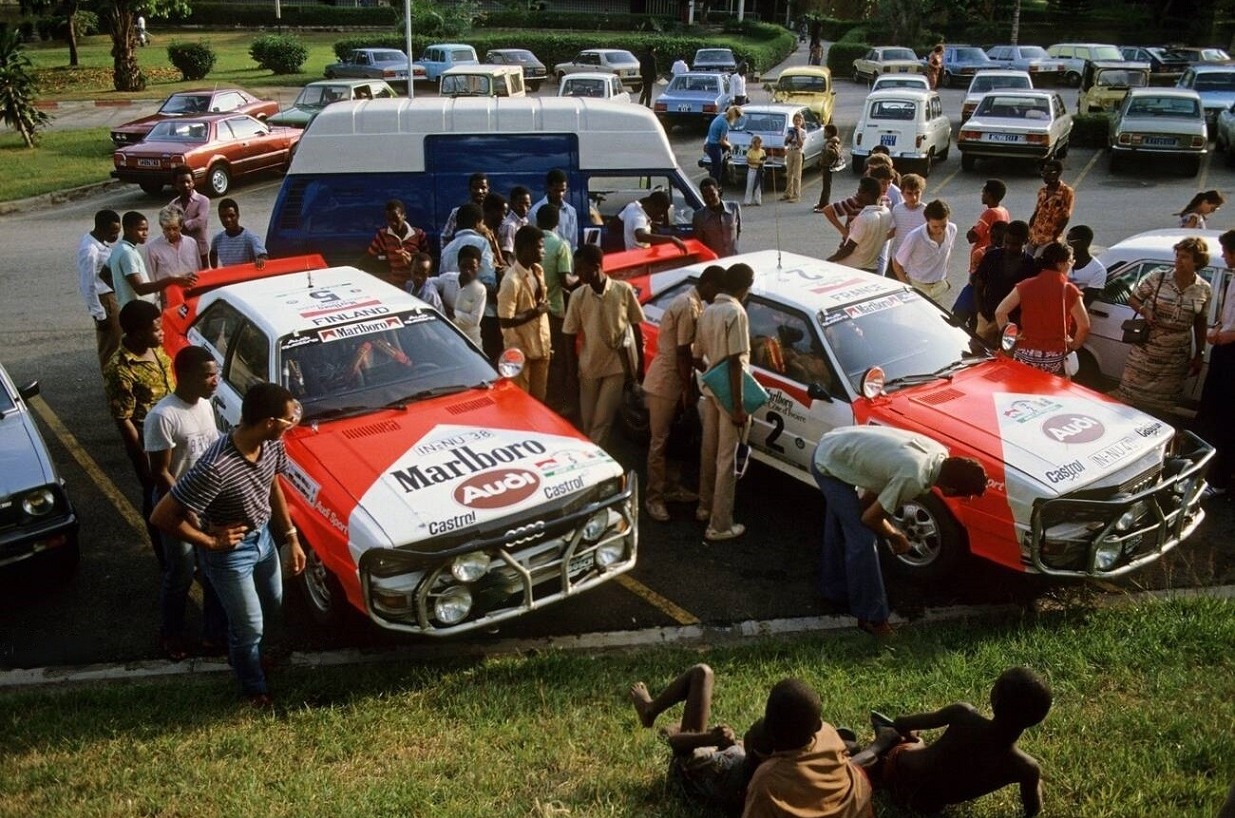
196, 266, 431, 341
1097, 229, 1225, 267
864, 88, 934, 100
969, 69, 1033, 81
736, 103, 805, 115
1125, 87, 1202, 100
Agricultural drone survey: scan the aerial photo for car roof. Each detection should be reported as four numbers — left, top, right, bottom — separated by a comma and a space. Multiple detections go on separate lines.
977, 88, 1055, 99
583, 48, 632, 55
971, 69, 1033, 78
425, 43, 473, 49
442, 64, 521, 75
1097, 229, 1224, 266
1188, 62, 1235, 72
865, 88, 934, 99
736, 103, 806, 115
779, 66, 832, 77
196, 266, 429, 340
1126, 87, 1201, 99
1050, 42, 1120, 47
304, 78, 387, 87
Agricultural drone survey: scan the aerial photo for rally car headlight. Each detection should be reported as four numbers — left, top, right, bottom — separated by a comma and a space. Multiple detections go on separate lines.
1114, 502, 1146, 532
597, 475, 625, 500
1095, 539, 1122, 571
595, 541, 626, 568
21, 487, 56, 517
451, 551, 491, 582
434, 587, 473, 624
860, 366, 885, 399
582, 510, 610, 542
497, 347, 525, 379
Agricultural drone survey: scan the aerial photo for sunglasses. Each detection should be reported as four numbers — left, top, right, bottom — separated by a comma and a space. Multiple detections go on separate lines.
273, 400, 303, 428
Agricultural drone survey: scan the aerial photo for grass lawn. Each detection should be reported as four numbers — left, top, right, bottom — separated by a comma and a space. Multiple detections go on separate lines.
0, 127, 114, 201
1, 596, 1232, 817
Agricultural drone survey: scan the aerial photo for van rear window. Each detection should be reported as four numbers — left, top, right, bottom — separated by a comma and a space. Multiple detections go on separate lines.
869, 101, 916, 120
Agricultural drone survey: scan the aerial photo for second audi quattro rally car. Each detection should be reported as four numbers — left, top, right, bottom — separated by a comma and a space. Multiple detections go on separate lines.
162, 258, 638, 636
633, 251, 1212, 582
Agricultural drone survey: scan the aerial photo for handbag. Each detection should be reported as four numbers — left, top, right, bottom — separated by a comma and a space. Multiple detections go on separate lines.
700, 359, 769, 415
1120, 274, 1166, 345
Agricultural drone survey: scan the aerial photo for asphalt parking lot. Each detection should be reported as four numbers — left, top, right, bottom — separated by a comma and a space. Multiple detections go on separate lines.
2, 44, 1233, 670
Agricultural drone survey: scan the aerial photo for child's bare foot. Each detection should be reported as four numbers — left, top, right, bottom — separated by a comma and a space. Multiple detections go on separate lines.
629, 682, 655, 727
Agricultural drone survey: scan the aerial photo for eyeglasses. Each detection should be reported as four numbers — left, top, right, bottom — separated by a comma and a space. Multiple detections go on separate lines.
273, 400, 303, 428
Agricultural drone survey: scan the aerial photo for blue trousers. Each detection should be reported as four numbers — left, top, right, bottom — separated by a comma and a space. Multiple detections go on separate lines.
811, 462, 890, 623
198, 526, 283, 695
155, 489, 227, 645
704, 143, 726, 187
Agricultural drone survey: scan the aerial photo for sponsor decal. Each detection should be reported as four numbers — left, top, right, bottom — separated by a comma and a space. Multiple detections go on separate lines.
536, 448, 609, 479
1045, 459, 1085, 484
309, 305, 391, 327
284, 460, 320, 505
453, 468, 541, 509
391, 439, 549, 492
1135, 422, 1165, 438
414, 428, 494, 456
820, 281, 889, 302
986, 477, 1007, 494
1090, 435, 1140, 469
280, 334, 316, 350
1042, 414, 1106, 444
319, 316, 404, 343
766, 390, 809, 421
1003, 397, 1062, 424
842, 292, 914, 319
544, 476, 585, 500
314, 500, 348, 535
429, 510, 477, 536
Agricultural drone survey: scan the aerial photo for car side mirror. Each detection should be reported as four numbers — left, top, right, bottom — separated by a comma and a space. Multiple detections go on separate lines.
18, 380, 40, 401
807, 382, 833, 403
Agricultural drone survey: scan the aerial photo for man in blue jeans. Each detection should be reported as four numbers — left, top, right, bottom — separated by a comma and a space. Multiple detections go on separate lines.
151, 382, 306, 706
704, 106, 743, 193
810, 427, 986, 638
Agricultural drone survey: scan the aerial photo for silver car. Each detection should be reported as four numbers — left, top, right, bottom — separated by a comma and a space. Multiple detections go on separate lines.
0, 363, 79, 575
1108, 88, 1207, 176
728, 104, 826, 180
554, 49, 642, 90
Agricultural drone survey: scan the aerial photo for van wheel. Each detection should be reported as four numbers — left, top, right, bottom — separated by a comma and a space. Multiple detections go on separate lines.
961, 153, 976, 171
528, 80, 541, 92
206, 163, 231, 197
919, 149, 934, 177
882, 493, 969, 584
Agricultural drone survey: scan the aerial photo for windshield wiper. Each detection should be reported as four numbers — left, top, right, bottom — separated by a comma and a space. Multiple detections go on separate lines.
303, 405, 375, 422
387, 384, 475, 407
883, 355, 985, 391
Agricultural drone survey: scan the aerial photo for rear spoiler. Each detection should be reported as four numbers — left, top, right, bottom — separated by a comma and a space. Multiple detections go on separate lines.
163, 254, 329, 309
603, 239, 718, 282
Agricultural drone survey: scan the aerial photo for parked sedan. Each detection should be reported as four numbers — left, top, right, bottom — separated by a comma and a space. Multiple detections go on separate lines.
554, 49, 642, 90
558, 72, 631, 102
1108, 88, 1207, 176
768, 66, 836, 123
693, 47, 738, 74
852, 46, 922, 84
0, 363, 79, 576
484, 48, 547, 91
324, 48, 424, 90
728, 104, 826, 181
940, 45, 996, 88
653, 71, 732, 129
961, 70, 1032, 122
112, 114, 302, 197
958, 90, 1072, 170
269, 80, 396, 128
1119, 46, 1190, 82
110, 88, 278, 147
1176, 64, 1235, 127
1214, 101, 1235, 161
1171, 47, 1232, 64
985, 45, 1066, 81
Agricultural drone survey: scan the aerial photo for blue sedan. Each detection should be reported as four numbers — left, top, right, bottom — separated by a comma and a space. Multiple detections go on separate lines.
654, 71, 733, 129
1177, 64, 1235, 127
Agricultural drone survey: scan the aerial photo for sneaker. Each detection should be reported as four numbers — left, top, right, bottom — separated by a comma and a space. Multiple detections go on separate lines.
857, 620, 896, 639
704, 524, 746, 542
663, 488, 699, 503
248, 693, 275, 709
695, 506, 712, 523
645, 500, 670, 522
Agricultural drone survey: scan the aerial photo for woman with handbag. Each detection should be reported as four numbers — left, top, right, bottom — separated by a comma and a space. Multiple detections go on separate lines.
1115, 237, 1212, 415
995, 242, 1090, 377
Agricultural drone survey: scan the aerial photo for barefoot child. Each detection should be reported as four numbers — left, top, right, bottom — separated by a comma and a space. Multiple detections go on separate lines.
744, 136, 766, 207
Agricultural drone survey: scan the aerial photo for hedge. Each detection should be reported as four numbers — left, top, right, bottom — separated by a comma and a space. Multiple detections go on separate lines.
1071, 113, 1112, 148
184, 3, 398, 27
477, 10, 677, 32
814, 16, 864, 41
825, 41, 870, 79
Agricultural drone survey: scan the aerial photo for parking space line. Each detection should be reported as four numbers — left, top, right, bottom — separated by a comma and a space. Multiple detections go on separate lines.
1198, 149, 1212, 190
29, 395, 146, 536
931, 164, 962, 196
616, 574, 700, 625
1070, 149, 1102, 190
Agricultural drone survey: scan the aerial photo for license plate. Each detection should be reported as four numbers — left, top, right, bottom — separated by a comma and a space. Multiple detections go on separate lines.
137, 158, 161, 167
896, 66, 908, 73
880, 134, 897, 146
733, 146, 747, 156
678, 105, 691, 112
986, 133, 1021, 142
1142, 136, 1176, 147
567, 551, 595, 577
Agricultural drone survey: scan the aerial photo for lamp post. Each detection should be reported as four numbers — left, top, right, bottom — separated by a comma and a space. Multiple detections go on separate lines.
405, 0, 415, 98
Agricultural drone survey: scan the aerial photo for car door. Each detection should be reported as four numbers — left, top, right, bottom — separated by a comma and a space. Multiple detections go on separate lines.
222, 116, 266, 173
928, 94, 949, 151
800, 108, 824, 164
1052, 93, 1071, 145
745, 298, 851, 473
187, 300, 252, 427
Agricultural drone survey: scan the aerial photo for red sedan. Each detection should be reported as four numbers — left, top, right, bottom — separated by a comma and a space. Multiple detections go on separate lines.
112, 114, 302, 197
110, 88, 280, 148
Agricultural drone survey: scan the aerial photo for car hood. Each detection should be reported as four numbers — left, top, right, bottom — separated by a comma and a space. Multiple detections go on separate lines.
269, 108, 315, 126
874, 362, 1171, 494
0, 413, 54, 496
286, 388, 623, 553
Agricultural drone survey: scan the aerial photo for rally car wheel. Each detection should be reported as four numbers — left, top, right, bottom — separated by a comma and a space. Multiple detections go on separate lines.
884, 493, 968, 583
300, 542, 346, 626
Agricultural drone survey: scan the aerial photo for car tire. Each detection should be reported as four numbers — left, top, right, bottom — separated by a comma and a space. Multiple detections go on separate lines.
206, 163, 231, 197
1065, 71, 1081, 87
961, 152, 976, 171
618, 381, 650, 443
299, 539, 349, 626
139, 181, 164, 195
1181, 154, 1201, 177
939, 141, 950, 162
882, 493, 969, 584
919, 149, 934, 177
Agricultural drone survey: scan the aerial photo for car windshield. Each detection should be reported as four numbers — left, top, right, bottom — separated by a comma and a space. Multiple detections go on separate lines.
777, 74, 828, 92
281, 310, 496, 419
160, 94, 211, 114
975, 95, 1050, 118
442, 75, 492, 96
869, 100, 916, 120
970, 74, 1031, 92
1193, 72, 1235, 91
1018, 46, 1049, 59
295, 84, 351, 108
953, 48, 989, 61
371, 50, 406, 63
145, 120, 210, 141
740, 112, 788, 133
697, 49, 733, 62
669, 75, 719, 92
883, 48, 917, 60
563, 78, 606, 97
1096, 70, 1148, 88
1126, 96, 1201, 117
610, 51, 637, 63
821, 292, 983, 392
1092, 46, 1123, 61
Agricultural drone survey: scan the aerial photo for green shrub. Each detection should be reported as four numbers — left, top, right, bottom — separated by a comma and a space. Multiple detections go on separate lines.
816, 16, 864, 41
72, 10, 100, 39
185, 2, 398, 27
249, 33, 308, 75
166, 41, 216, 82
826, 41, 869, 79
34, 16, 58, 41
838, 26, 870, 43
1071, 113, 1113, 148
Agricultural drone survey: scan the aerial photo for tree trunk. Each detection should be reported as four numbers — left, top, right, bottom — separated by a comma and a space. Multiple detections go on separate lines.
106, 1, 145, 92
66, 1, 80, 67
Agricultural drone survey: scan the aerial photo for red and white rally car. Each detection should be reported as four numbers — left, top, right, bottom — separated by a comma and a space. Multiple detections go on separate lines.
634, 250, 1213, 581
163, 258, 638, 635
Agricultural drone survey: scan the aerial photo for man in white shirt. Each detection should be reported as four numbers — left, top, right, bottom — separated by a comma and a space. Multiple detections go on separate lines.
500, 185, 532, 258
619, 191, 688, 252
1065, 225, 1107, 305
893, 199, 958, 302
826, 178, 890, 273
78, 209, 122, 369
671, 57, 690, 76
528, 168, 579, 250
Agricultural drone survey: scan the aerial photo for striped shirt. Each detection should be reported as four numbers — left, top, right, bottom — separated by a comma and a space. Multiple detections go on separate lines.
170, 434, 287, 531
210, 228, 267, 267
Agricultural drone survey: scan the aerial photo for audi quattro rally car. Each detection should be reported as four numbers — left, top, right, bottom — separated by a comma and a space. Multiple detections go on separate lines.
633, 250, 1212, 582
162, 258, 638, 635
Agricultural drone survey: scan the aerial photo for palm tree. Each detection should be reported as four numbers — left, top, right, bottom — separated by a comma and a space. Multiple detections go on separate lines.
0, 30, 51, 148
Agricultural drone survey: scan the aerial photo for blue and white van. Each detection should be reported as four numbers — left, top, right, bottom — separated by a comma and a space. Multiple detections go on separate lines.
265, 97, 704, 262
416, 43, 480, 81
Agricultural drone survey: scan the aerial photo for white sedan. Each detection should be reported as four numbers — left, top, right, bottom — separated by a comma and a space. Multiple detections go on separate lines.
961, 70, 1032, 123
728, 104, 827, 180
957, 89, 1072, 170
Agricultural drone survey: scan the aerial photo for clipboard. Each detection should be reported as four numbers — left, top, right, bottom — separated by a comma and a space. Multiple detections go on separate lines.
700, 360, 769, 415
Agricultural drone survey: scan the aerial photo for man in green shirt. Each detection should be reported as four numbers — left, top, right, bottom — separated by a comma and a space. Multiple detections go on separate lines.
538, 204, 579, 417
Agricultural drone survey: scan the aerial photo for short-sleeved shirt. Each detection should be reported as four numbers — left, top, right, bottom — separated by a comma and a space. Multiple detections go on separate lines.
742, 725, 872, 818
367, 223, 427, 275
696, 293, 750, 399
706, 114, 730, 146
1028, 182, 1075, 246
143, 394, 220, 479
78, 231, 113, 320
812, 426, 947, 516
499, 211, 528, 255
431, 272, 461, 311
693, 202, 742, 258
562, 277, 645, 379
211, 228, 267, 267
108, 240, 156, 307
411, 280, 444, 312
620, 200, 652, 250
441, 230, 498, 316
643, 287, 704, 399
1069, 257, 1107, 292
541, 231, 574, 317
1016, 270, 1081, 353
842, 205, 892, 271
171, 434, 287, 531
971, 205, 1010, 253
528, 198, 579, 250
102, 345, 174, 425
890, 202, 926, 250
894, 221, 958, 284
497, 261, 552, 360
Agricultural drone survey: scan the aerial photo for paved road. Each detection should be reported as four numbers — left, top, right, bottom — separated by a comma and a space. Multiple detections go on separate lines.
2, 46, 1233, 670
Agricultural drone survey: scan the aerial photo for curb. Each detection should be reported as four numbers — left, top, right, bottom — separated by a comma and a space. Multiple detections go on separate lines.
3, 585, 1231, 691
0, 180, 126, 217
